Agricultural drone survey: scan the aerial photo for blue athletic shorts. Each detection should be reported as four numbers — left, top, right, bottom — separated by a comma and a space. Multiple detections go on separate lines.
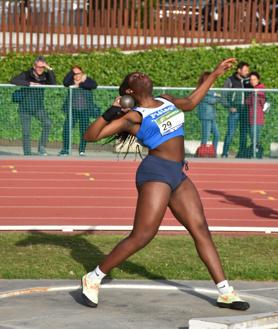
136, 154, 187, 191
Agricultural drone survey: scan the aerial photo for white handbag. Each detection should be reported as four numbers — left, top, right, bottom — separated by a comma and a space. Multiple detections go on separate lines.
263, 102, 271, 113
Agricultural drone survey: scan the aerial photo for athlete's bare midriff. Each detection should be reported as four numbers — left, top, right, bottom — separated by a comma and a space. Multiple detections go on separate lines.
149, 136, 185, 162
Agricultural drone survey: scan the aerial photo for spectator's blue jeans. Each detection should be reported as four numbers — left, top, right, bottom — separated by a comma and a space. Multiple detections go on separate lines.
250, 124, 263, 146
222, 112, 240, 156
238, 106, 249, 157
200, 119, 220, 151
62, 110, 90, 153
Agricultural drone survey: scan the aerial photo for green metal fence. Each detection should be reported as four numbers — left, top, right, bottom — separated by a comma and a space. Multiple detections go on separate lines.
0, 85, 277, 158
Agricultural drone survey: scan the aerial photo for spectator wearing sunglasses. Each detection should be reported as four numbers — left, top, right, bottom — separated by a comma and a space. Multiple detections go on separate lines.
11, 56, 56, 156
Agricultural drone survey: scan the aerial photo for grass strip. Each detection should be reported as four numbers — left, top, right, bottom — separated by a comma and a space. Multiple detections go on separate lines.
0, 233, 277, 281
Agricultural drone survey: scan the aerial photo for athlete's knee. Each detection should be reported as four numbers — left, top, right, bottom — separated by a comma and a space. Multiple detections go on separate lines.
190, 215, 210, 237
196, 220, 210, 236
129, 229, 157, 249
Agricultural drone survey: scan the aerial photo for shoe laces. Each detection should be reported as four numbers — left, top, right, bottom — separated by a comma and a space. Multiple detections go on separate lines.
220, 289, 243, 302
84, 276, 100, 291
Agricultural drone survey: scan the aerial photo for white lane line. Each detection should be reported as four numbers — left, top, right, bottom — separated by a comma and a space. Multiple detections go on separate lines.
1, 186, 278, 192
0, 225, 277, 233
0, 195, 138, 199
1, 178, 278, 183
2, 164, 277, 170
0, 217, 276, 222
0, 187, 136, 190
0, 195, 275, 201
0, 206, 276, 210
1, 171, 277, 177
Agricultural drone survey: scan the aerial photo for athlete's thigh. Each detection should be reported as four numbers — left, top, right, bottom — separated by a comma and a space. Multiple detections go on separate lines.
132, 182, 172, 236
168, 177, 207, 234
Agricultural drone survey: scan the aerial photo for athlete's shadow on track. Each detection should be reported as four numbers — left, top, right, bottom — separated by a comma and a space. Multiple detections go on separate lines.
16, 232, 216, 309
206, 189, 278, 219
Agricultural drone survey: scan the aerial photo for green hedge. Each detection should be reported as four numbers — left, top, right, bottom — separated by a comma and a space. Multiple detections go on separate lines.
0, 45, 277, 156
1, 45, 278, 87
1, 86, 277, 156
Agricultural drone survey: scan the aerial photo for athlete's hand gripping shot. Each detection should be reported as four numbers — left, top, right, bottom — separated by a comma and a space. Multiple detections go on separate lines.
82, 58, 250, 311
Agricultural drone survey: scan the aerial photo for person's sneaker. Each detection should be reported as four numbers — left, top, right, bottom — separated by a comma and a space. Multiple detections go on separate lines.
58, 150, 69, 156
81, 273, 101, 308
217, 287, 250, 310
38, 147, 48, 156
79, 152, 86, 156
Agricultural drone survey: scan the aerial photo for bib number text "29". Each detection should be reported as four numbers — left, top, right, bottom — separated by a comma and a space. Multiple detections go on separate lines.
155, 110, 184, 136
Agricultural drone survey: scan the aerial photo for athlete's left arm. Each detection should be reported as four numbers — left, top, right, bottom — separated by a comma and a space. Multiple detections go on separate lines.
162, 58, 236, 111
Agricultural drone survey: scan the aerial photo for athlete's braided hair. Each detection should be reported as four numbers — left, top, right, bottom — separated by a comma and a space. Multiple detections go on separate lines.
106, 74, 143, 159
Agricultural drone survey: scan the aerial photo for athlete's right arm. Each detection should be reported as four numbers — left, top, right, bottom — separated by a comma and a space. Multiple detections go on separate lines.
84, 111, 138, 142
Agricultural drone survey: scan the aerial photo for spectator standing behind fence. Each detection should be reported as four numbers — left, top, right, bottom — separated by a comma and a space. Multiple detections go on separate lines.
59, 66, 98, 156
197, 72, 220, 154
245, 72, 266, 158
11, 56, 56, 156
221, 62, 250, 158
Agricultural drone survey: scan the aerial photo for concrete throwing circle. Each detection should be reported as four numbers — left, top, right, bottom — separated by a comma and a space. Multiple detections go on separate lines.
0, 281, 277, 329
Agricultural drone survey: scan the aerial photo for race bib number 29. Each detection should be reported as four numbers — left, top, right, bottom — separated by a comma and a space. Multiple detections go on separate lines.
155, 109, 184, 136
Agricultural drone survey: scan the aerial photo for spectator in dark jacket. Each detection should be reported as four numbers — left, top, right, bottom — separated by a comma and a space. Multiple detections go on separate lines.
59, 66, 97, 156
221, 61, 250, 158
11, 55, 56, 156
197, 72, 220, 153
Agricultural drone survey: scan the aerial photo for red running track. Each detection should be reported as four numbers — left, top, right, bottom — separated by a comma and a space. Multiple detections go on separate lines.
0, 159, 278, 233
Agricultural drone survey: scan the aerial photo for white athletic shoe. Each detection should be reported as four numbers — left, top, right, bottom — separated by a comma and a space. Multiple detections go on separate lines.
81, 273, 101, 308
217, 287, 250, 310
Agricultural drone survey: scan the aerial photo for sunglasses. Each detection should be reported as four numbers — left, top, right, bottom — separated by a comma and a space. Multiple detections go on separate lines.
73, 72, 82, 75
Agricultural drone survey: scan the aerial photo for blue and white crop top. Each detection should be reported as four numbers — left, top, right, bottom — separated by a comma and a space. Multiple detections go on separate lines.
134, 97, 185, 150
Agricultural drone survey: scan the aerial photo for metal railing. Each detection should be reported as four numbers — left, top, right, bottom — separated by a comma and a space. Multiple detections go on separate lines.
0, 84, 277, 158
0, 0, 277, 54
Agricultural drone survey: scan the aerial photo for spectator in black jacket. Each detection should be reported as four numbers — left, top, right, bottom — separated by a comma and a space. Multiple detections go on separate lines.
221, 61, 250, 158
59, 66, 98, 156
11, 56, 56, 156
